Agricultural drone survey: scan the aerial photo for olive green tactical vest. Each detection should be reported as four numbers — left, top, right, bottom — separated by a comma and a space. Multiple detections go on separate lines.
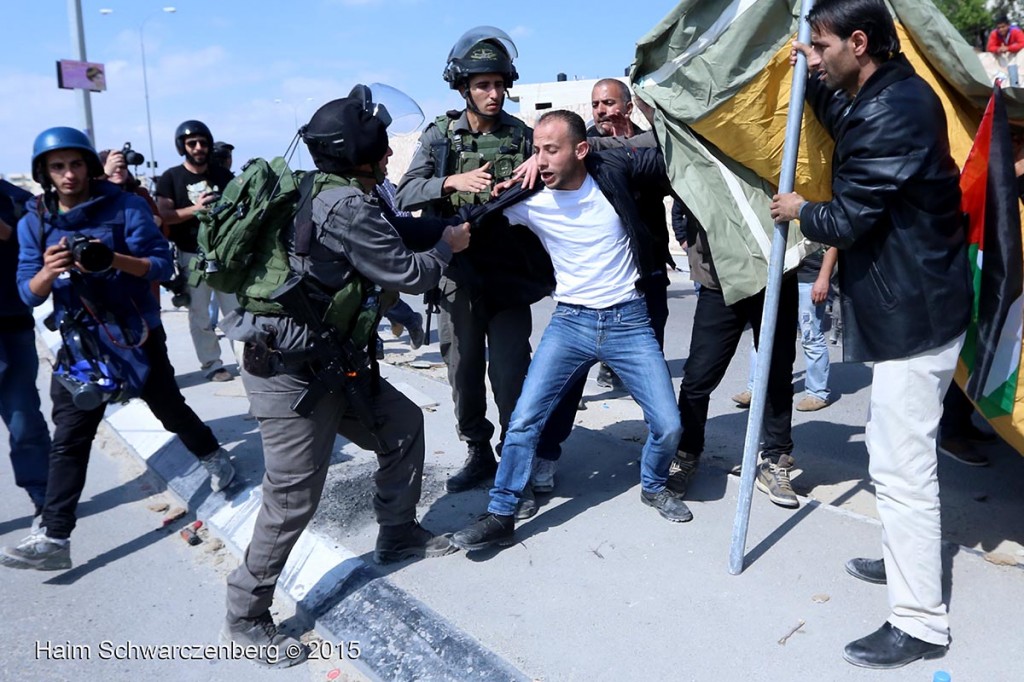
251, 173, 393, 352
436, 114, 529, 209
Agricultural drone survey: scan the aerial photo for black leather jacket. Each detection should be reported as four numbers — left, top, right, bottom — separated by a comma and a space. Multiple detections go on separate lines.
798, 55, 971, 362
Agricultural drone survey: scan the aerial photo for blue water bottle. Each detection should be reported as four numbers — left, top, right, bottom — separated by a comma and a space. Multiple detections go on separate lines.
933, 671, 951, 682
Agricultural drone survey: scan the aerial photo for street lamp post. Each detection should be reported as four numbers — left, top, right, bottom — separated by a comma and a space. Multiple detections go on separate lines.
100, 6, 175, 180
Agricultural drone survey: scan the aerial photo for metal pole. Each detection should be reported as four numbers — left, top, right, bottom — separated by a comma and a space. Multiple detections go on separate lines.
140, 22, 157, 179
67, 0, 95, 144
276, 99, 305, 168
728, 0, 814, 575
293, 110, 304, 169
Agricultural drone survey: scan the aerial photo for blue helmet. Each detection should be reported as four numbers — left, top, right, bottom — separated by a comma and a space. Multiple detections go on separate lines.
31, 127, 103, 184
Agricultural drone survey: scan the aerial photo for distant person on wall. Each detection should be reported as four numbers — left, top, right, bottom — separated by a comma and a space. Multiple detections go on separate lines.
987, 15, 1024, 56
155, 121, 237, 382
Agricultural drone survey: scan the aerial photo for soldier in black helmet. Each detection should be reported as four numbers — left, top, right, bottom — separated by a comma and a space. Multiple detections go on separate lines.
220, 87, 470, 667
396, 27, 556, 503
155, 120, 237, 382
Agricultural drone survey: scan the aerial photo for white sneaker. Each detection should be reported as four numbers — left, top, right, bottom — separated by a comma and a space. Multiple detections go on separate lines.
200, 449, 236, 492
531, 458, 557, 494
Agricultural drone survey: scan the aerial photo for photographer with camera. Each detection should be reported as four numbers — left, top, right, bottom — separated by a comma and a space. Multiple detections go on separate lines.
100, 146, 165, 308
0, 127, 235, 572
155, 120, 237, 383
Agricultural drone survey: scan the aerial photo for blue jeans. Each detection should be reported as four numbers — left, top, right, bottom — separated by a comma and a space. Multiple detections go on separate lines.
0, 328, 51, 511
487, 299, 681, 516
384, 297, 420, 328
797, 282, 830, 401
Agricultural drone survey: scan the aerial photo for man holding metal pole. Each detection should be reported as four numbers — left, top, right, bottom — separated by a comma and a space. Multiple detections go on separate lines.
770, 0, 970, 668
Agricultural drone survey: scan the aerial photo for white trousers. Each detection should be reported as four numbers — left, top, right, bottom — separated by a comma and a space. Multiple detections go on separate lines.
866, 333, 963, 645
179, 250, 240, 376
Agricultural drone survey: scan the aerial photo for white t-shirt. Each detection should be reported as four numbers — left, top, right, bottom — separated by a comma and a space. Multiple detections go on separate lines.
503, 174, 641, 308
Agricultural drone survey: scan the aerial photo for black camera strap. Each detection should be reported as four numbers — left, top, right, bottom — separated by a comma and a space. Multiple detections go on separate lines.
69, 271, 150, 350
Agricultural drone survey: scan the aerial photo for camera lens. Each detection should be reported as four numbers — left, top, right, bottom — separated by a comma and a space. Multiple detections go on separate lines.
70, 235, 114, 272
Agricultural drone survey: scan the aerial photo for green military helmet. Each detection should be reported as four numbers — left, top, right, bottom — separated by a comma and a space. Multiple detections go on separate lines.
443, 26, 519, 90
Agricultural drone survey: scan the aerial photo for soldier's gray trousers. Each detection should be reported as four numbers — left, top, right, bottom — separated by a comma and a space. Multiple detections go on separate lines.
225, 367, 425, 622
437, 278, 532, 446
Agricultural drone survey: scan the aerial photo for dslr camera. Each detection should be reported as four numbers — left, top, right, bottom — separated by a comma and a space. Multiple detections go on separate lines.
121, 141, 145, 167
68, 233, 114, 272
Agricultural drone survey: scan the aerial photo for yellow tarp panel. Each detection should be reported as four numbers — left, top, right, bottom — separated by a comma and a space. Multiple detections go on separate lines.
692, 24, 1024, 455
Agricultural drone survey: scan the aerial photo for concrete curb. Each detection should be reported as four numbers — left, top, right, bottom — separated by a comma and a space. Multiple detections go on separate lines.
34, 303, 528, 682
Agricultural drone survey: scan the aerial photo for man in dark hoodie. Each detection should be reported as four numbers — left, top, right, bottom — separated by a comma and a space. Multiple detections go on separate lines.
1, 127, 233, 572
0, 179, 50, 525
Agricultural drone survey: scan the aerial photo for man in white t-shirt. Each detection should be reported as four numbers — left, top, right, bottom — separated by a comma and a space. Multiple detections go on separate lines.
451, 110, 690, 551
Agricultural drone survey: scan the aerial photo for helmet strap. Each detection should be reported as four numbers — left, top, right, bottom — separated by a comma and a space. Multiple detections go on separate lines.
462, 89, 499, 121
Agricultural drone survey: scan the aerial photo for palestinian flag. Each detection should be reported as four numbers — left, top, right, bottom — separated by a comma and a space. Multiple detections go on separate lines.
958, 88, 1023, 419
632, 0, 1024, 453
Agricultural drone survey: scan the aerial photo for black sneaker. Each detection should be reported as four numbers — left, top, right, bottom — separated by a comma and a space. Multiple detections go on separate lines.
446, 441, 498, 493
374, 521, 457, 565
640, 489, 693, 522
755, 456, 799, 508
220, 611, 308, 668
845, 557, 887, 585
666, 451, 699, 496
451, 513, 515, 551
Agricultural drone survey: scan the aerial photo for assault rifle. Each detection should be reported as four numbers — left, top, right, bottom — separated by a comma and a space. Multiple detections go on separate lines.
271, 275, 386, 451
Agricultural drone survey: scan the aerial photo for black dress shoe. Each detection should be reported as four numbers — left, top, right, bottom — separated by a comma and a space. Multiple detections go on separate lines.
843, 623, 947, 669
845, 557, 887, 585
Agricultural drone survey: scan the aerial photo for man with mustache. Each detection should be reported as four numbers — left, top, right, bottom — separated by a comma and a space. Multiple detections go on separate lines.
771, 0, 971, 667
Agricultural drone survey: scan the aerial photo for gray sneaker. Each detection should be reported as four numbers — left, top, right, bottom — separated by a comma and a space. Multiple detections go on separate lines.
531, 458, 557, 494
666, 451, 700, 496
221, 611, 308, 668
755, 457, 799, 508
0, 530, 71, 571
200, 449, 236, 492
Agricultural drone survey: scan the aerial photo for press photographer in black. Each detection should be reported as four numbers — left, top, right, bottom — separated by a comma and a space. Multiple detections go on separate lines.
156, 120, 237, 382
1, 127, 234, 572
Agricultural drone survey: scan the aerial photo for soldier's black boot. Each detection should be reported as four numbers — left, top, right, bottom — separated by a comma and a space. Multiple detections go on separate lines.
445, 440, 498, 493
374, 521, 456, 565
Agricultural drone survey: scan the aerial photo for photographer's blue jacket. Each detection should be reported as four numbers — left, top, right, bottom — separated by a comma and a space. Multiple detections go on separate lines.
17, 180, 172, 331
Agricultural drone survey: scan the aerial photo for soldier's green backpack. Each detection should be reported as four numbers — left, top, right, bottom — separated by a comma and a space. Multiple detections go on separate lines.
188, 156, 389, 350
189, 156, 311, 314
